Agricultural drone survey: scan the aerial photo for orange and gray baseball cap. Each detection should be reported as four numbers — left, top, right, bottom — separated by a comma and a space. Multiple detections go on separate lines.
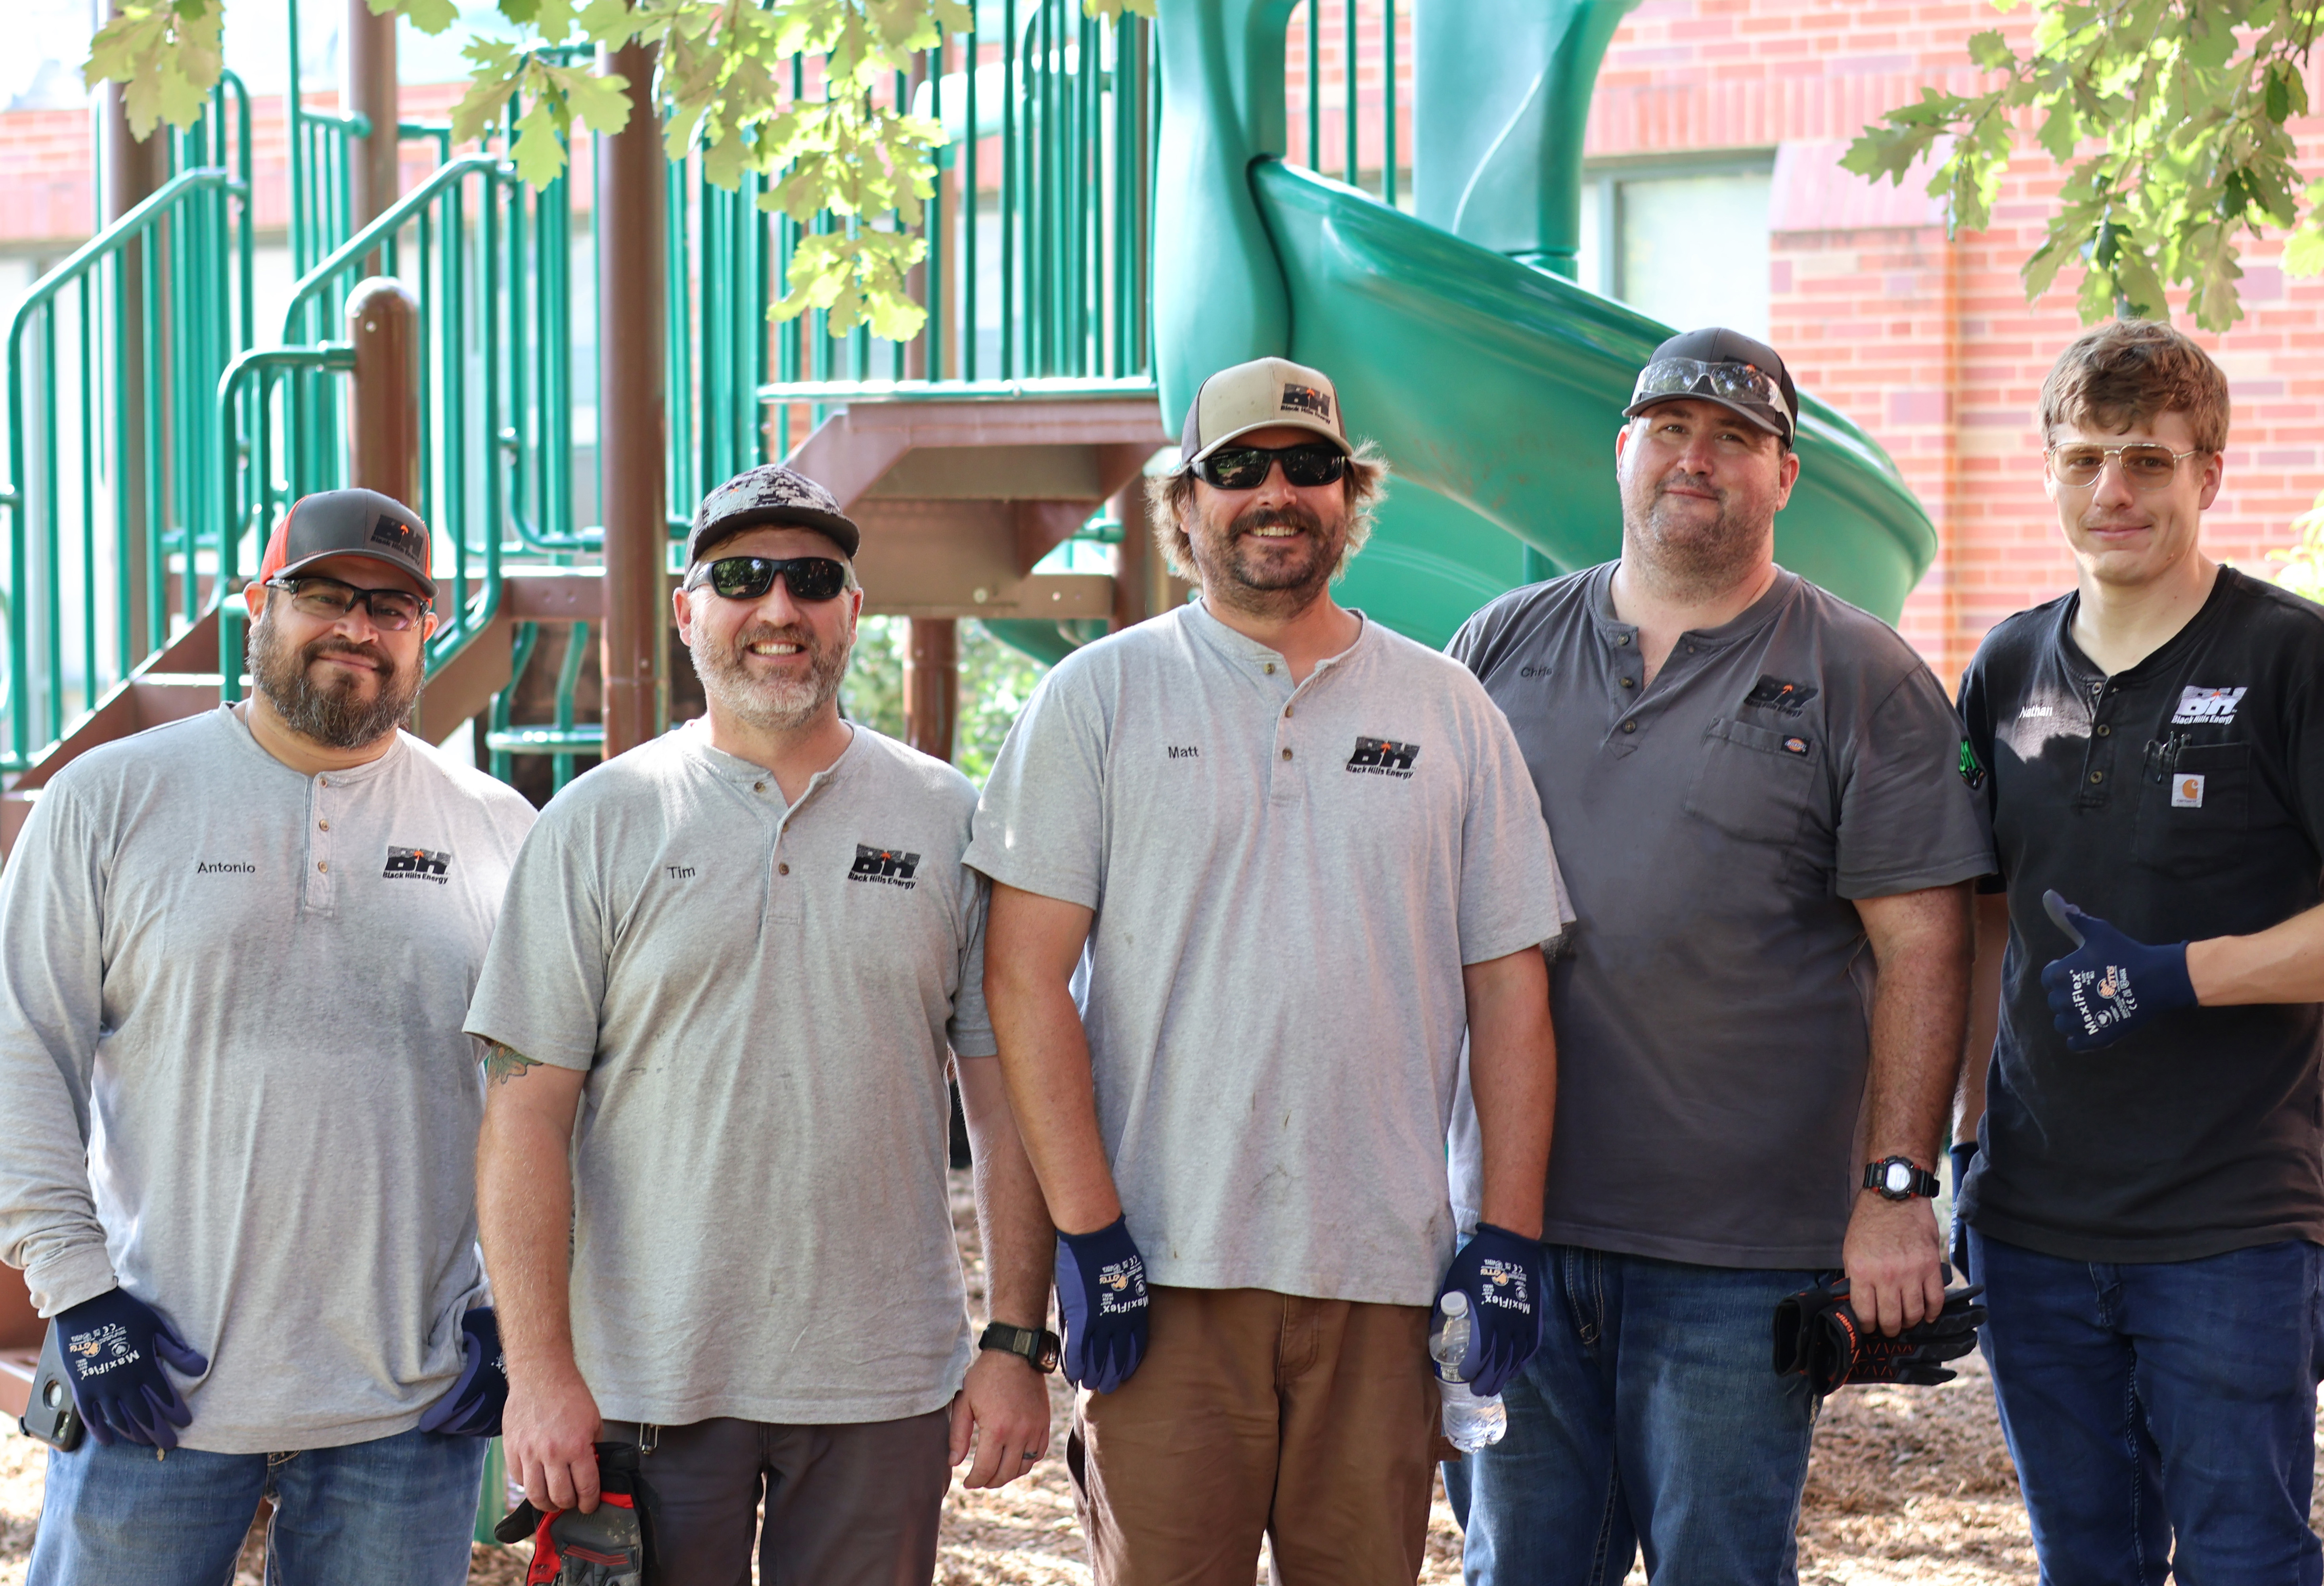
258, 488, 434, 599
1176, 356, 1350, 469
687, 463, 861, 566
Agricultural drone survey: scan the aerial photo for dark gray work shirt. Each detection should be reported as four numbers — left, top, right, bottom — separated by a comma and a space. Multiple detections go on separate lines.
1957, 569, 2324, 1263
1450, 564, 1994, 1268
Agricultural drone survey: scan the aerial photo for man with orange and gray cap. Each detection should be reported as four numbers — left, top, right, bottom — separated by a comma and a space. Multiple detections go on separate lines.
972, 357, 1568, 1583
0, 488, 535, 1584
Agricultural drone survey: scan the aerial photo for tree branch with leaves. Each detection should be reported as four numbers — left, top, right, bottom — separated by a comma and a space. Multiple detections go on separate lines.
86, 0, 1152, 339
1844, 0, 2324, 332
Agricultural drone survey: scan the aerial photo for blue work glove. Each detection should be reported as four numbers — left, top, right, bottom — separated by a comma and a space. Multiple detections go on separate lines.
1434, 1223, 1545, 1398
2039, 890, 2196, 1052
54, 1287, 207, 1449
1947, 1141, 1978, 1280
1054, 1218, 1150, 1394
417, 1306, 507, 1437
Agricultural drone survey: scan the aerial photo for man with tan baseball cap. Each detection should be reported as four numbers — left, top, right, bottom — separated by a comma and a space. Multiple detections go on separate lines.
973, 356, 1568, 1583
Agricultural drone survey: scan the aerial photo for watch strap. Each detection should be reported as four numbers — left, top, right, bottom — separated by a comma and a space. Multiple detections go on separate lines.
978, 1321, 1061, 1373
1863, 1157, 1941, 1200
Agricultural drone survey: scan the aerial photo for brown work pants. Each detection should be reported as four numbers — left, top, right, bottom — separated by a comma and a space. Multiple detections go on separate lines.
601, 1409, 950, 1586
1068, 1285, 1437, 1586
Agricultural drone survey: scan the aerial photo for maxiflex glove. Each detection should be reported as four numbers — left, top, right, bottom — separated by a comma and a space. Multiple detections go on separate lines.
54, 1287, 207, 1448
417, 1306, 507, 1437
1055, 1217, 1150, 1394
1773, 1277, 1987, 1396
2039, 890, 2196, 1052
1434, 1224, 1546, 1398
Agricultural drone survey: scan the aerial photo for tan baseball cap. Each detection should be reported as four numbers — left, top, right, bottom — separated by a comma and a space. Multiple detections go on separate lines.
1176, 356, 1350, 468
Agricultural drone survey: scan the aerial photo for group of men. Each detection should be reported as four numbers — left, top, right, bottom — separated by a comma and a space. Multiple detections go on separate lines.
0, 313, 2318, 1586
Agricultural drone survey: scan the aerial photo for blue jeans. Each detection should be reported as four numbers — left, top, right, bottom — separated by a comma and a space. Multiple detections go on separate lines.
1451, 1247, 1821, 1586
28, 1426, 486, 1586
1972, 1229, 2324, 1586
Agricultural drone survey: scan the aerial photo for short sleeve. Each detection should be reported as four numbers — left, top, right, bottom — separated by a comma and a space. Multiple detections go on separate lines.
462, 822, 608, 1070
947, 870, 997, 1057
963, 665, 1110, 910
1956, 653, 2007, 893
1834, 666, 1997, 900
1455, 695, 1573, 965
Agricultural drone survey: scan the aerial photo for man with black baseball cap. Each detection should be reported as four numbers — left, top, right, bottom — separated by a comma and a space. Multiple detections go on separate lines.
469, 462, 1055, 1583
0, 487, 535, 1583
1444, 329, 1994, 1582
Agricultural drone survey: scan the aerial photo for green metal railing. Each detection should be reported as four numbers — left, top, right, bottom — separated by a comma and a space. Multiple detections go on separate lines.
0, 76, 252, 771
1288, 0, 1404, 204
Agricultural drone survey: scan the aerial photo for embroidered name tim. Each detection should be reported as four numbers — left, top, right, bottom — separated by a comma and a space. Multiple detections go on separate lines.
383, 847, 452, 884
1348, 737, 1420, 778
850, 845, 921, 889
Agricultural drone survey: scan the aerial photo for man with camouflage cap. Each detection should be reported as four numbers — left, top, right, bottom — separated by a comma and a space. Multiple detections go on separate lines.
469, 463, 1057, 1583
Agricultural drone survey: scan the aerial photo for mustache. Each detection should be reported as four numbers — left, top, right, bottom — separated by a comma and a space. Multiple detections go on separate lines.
305, 635, 396, 672
1653, 469, 1721, 501
1229, 502, 1325, 537
735, 621, 822, 652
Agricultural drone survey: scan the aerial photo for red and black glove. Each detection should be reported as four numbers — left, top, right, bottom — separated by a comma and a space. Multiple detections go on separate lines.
495, 1442, 657, 1585
1772, 1276, 1986, 1396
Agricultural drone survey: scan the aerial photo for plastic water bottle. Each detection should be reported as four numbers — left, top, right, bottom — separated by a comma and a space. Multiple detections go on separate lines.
1431, 1292, 1507, 1452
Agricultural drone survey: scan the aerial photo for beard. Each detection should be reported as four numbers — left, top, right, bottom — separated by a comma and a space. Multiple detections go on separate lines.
248, 607, 422, 749
1190, 498, 1348, 614
1623, 469, 1771, 593
690, 616, 854, 732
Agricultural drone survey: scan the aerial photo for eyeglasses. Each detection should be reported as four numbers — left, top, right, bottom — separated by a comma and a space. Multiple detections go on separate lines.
686, 555, 850, 603
1629, 357, 1794, 428
265, 575, 430, 631
1190, 443, 1349, 492
2045, 442, 2205, 491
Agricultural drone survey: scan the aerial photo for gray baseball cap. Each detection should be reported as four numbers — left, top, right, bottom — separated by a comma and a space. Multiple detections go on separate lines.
1624, 327, 1800, 447
687, 464, 862, 565
259, 488, 435, 600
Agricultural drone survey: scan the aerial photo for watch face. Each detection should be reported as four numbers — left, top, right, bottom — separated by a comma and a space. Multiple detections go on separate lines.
1884, 1161, 1914, 1194
1037, 1338, 1060, 1372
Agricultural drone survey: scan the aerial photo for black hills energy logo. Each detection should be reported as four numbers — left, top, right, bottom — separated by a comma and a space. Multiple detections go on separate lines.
1347, 736, 1420, 778
1280, 382, 1332, 421
382, 847, 452, 884
850, 844, 921, 889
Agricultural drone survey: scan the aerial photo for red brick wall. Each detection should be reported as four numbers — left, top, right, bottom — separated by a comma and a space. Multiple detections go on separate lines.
1592, 0, 2324, 683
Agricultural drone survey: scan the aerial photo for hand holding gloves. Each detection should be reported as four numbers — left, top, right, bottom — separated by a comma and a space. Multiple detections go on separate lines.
1773, 1277, 1986, 1396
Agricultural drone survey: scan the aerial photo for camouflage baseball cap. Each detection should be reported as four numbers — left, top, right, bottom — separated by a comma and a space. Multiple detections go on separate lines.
687, 463, 862, 565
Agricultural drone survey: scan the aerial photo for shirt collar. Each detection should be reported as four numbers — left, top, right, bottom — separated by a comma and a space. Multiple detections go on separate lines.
1180, 596, 1371, 676
1586, 561, 1798, 652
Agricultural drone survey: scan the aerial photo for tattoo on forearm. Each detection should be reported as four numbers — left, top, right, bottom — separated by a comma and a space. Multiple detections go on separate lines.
485, 1042, 542, 1086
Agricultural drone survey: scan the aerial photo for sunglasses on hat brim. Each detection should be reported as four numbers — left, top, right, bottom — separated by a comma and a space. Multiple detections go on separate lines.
1189, 442, 1349, 492
685, 555, 851, 603
1628, 357, 1793, 433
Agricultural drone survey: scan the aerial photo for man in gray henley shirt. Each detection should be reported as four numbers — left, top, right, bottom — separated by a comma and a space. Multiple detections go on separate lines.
467, 465, 1054, 1585
0, 489, 535, 1586
973, 357, 1569, 1585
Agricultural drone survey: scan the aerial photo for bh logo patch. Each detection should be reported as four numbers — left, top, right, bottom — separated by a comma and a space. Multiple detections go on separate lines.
382, 847, 452, 884
849, 844, 921, 889
2172, 686, 2246, 726
1347, 736, 1420, 778
1280, 382, 1332, 422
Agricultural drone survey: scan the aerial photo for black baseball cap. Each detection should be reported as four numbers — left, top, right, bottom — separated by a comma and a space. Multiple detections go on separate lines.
1624, 328, 1800, 447
259, 488, 434, 599
687, 464, 861, 566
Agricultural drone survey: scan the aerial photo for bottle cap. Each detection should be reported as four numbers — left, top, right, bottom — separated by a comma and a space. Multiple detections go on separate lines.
1440, 1292, 1469, 1317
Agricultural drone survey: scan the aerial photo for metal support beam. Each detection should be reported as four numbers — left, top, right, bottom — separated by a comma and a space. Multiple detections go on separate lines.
344, 0, 400, 269
346, 277, 421, 510
597, 36, 668, 758
903, 619, 958, 764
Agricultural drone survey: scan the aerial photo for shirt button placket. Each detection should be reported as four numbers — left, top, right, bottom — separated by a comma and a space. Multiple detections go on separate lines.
307, 775, 336, 911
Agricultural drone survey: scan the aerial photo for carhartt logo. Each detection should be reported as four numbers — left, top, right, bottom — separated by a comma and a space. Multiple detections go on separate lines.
1280, 383, 1332, 421
1348, 736, 1420, 778
382, 847, 452, 884
2172, 686, 2246, 725
849, 844, 921, 889
369, 515, 421, 556
1742, 676, 1818, 716
193, 860, 256, 875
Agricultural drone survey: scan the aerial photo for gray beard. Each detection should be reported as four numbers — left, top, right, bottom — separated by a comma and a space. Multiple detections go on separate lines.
248, 609, 421, 749
690, 620, 853, 732
1193, 500, 1346, 619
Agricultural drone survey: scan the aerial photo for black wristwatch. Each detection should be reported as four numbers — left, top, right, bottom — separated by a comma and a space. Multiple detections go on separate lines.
1863, 1156, 1941, 1202
978, 1321, 1061, 1373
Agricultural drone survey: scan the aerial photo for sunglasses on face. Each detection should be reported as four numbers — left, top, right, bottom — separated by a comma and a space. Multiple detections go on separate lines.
1191, 442, 1349, 492
687, 555, 851, 603
266, 575, 430, 631
2045, 442, 2205, 492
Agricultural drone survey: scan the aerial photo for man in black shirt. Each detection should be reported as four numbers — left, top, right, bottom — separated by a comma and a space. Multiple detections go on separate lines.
1958, 318, 2324, 1585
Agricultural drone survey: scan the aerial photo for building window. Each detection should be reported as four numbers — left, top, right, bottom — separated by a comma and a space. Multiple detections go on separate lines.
1577, 155, 1775, 340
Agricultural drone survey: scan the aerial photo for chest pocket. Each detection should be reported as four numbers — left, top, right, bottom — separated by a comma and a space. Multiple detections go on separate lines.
1681, 716, 1818, 845
2132, 741, 2251, 877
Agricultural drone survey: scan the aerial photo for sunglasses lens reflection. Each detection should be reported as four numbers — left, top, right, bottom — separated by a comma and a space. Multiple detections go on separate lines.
706, 557, 848, 602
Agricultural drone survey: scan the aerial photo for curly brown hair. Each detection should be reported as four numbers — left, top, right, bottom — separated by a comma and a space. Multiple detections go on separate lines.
2039, 319, 2230, 453
1143, 441, 1392, 582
